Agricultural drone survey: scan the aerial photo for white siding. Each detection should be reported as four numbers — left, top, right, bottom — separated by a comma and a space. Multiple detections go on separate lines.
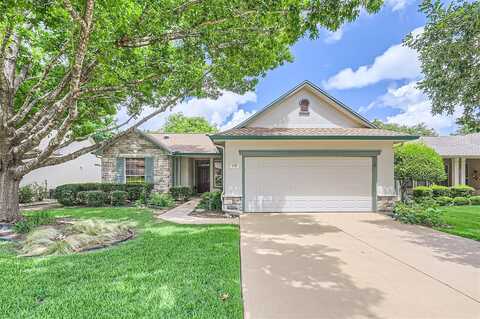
21, 140, 101, 189
246, 87, 365, 129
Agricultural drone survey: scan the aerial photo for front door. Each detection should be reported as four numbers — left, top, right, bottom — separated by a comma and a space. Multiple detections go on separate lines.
196, 160, 210, 193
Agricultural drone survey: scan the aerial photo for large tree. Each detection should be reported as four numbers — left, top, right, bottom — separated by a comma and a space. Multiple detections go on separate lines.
0, 0, 383, 221
372, 119, 438, 136
161, 113, 217, 134
405, 0, 480, 124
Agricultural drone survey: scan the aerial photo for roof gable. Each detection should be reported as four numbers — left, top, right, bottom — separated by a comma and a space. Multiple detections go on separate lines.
237, 81, 374, 129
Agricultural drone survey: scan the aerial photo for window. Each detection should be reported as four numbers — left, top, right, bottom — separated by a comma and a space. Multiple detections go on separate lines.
299, 98, 310, 115
213, 159, 223, 188
125, 158, 145, 183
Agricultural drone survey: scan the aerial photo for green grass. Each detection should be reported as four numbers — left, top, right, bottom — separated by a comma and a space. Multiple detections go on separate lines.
0, 207, 242, 319
435, 205, 480, 241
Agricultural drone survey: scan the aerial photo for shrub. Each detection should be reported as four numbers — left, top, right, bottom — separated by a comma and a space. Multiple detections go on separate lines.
148, 193, 175, 208
412, 186, 433, 200
436, 196, 453, 206
394, 142, 446, 201
85, 191, 107, 207
111, 191, 128, 206
76, 191, 89, 205
470, 196, 480, 205
393, 202, 443, 227
430, 184, 450, 197
450, 185, 475, 198
198, 191, 222, 211
19, 185, 34, 204
55, 183, 153, 206
170, 187, 192, 201
452, 197, 471, 206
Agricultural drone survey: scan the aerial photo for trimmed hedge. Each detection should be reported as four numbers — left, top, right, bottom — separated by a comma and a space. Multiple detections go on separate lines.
436, 196, 453, 206
430, 185, 450, 197
170, 186, 192, 201
450, 185, 475, 198
111, 191, 128, 206
412, 186, 433, 199
470, 196, 480, 205
85, 191, 107, 207
452, 197, 471, 206
55, 183, 153, 206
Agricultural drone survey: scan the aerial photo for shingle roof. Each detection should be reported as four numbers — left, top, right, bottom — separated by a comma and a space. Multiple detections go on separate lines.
420, 133, 480, 157
211, 127, 417, 140
147, 133, 219, 154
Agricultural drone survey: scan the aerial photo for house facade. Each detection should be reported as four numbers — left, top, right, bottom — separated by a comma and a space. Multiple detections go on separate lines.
100, 131, 222, 194
420, 134, 480, 192
101, 81, 416, 213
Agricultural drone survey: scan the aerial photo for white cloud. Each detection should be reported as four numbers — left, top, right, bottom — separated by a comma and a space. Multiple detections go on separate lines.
220, 109, 257, 131
116, 91, 256, 132
366, 81, 461, 134
385, 0, 411, 11
324, 28, 343, 44
323, 26, 424, 90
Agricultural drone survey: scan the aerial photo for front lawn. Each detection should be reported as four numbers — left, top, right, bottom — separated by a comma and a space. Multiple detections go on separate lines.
436, 205, 480, 241
0, 208, 242, 319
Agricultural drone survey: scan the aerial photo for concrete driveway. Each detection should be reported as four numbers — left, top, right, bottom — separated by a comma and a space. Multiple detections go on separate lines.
240, 213, 480, 319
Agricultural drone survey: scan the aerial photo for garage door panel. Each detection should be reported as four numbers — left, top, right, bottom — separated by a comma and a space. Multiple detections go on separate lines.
245, 157, 372, 212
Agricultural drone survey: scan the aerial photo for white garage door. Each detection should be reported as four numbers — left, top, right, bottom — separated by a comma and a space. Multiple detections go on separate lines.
244, 157, 372, 212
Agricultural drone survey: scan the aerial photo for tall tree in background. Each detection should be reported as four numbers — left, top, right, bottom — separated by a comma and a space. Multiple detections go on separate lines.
405, 0, 479, 129
161, 113, 217, 134
372, 119, 438, 136
0, 0, 383, 221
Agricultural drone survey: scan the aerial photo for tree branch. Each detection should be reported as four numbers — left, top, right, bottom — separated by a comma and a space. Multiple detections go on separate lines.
64, 0, 87, 29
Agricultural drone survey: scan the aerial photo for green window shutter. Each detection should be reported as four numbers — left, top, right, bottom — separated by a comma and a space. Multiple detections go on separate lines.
145, 157, 154, 184
116, 157, 125, 183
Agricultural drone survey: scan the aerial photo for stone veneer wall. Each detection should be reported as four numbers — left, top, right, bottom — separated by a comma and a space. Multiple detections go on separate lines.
101, 131, 172, 192
222, 196, 242, 213
377, 195, 398, 212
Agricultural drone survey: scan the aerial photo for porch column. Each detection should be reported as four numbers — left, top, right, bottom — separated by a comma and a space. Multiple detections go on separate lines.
209, 157, 214, 192
452, 158, 460, 186
460, 157, 467, 185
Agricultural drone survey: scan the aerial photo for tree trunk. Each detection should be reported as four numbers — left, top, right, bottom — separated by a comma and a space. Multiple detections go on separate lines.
0, 168, 21, 222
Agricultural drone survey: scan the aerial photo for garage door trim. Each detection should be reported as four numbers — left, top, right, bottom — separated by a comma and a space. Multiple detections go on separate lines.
240, 150, 380, 212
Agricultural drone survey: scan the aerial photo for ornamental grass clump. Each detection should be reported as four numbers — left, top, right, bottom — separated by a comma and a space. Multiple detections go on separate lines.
19, 220, 134, 257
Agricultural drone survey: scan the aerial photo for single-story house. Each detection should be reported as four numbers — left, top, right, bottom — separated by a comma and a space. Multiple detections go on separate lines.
420, 134, 480, 192
100, 81, 416, 213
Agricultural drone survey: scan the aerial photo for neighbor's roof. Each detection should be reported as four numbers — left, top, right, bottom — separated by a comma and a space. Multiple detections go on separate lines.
420, 133, 480, 157
146, 132, 219, 154
210, 127, 418, 140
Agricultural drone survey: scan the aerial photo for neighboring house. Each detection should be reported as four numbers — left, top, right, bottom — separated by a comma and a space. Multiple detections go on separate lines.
101, 81, 416, 213
420, 134, 480, 192
21, 139, 101, 189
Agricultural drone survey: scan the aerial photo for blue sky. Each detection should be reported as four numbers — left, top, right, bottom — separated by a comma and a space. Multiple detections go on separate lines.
126, 0, 460, 135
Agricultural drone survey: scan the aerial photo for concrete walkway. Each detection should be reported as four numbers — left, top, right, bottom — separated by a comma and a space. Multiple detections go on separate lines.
158, 198, 238, 225
241, 213, 480, 319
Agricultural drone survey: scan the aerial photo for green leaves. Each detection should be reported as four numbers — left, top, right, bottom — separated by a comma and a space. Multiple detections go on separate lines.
394, 142, 446, 184
372, 119, 438, 136
405, 0, 480, 124
161, 113, 218, 133
4, 0, 383, 140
